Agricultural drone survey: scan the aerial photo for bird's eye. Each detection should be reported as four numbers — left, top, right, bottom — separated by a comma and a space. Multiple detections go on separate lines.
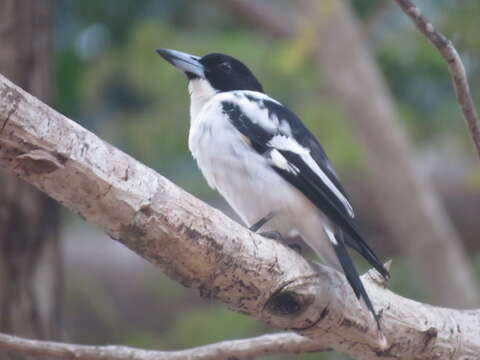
219, 62, 232, 72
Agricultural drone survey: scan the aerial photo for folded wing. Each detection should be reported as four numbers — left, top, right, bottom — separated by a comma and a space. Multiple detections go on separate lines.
221, 92, 389, 280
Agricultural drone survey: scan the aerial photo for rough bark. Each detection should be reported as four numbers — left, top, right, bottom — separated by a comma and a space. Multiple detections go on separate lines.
219, 0, 479, 309
0, 74, 479, 359
0, 0, 63, 354
0, 332, 323, 360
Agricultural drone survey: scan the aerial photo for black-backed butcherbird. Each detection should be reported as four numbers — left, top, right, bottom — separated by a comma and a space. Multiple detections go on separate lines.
156, 48, 389, 329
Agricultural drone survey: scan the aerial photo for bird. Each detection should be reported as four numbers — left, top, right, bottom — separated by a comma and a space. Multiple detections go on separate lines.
156, 48, 389, 328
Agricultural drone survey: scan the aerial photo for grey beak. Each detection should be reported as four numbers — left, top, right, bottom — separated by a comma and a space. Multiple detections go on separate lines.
156, 48, 204, 78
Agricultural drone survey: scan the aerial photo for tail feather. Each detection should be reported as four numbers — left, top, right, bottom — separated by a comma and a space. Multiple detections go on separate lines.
327, 229, 381, 330
346, 231, 390, 281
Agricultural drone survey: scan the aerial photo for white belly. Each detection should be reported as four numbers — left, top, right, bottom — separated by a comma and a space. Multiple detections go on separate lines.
190, 113, 296, 232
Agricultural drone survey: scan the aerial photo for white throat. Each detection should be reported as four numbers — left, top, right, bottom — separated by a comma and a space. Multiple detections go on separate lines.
188, 78, 218, 121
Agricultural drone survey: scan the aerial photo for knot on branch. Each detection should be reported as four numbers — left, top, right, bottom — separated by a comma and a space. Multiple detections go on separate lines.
265, 291, 304, 316
17, 149, 67, 174
261, 271, 340, 331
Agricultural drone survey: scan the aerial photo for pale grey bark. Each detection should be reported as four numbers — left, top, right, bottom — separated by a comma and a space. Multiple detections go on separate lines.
219, 0, 479, 309
0, 332, 322, 360
0, 73, 479, 359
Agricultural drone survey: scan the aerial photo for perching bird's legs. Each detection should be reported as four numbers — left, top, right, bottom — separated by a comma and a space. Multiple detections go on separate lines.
288, 243, 302, 253
261, 231, 302, 253
249, 212, 283, 241
258, 231, 283, 241
249, 212, 285, 243
249, 211, 278, 232
249, 212, 302, 253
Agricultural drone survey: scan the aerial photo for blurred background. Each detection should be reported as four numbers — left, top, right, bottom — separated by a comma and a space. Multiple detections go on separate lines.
0, 1, 479, 359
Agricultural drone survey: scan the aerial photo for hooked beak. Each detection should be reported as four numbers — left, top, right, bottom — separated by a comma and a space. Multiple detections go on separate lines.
156, 48, 204, 78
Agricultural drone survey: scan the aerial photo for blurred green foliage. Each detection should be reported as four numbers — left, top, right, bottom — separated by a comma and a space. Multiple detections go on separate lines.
55, 1, 480, 359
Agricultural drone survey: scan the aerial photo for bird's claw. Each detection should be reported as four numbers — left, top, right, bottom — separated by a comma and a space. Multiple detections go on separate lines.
249, 211, 278, 232
259, 231, 284, 241
288, 243, 302, 254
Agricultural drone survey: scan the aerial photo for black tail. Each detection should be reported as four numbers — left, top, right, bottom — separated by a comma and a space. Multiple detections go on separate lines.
332, 230, 381, 330
344, 230, 390, 281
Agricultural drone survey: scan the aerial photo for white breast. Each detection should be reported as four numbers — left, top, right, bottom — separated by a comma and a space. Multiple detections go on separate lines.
188, 86, 300, 230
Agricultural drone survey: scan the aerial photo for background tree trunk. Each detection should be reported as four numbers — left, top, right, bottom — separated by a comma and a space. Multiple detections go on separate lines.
0, 1, 63, 358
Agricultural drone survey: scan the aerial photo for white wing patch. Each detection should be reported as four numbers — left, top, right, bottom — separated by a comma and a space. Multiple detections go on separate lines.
269, 149, 299, 174
269, 135, 355, 218
324, 227, 338, 245
215, 91, 286, 135
235, 90, 281, 104
268, 135, 308, 155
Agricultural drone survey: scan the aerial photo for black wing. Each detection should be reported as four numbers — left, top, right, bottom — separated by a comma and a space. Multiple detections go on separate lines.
222, 96, 389, 280
260, 98, 351, 199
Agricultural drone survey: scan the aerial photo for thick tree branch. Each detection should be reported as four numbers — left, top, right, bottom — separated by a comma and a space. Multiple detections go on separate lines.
394, 0, 480, 159
1, 74, 480, 359
0, 331, 323, 360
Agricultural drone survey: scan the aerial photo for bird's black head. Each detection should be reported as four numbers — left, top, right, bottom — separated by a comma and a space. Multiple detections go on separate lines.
199, 53, 263, 93
156, 49, 263, 93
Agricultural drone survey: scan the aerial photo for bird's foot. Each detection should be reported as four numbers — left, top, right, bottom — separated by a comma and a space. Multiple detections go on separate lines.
258, 231, 302, 254
249, 211, 278, 232
288, 243, 302, 254
259, 231, 284, 241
